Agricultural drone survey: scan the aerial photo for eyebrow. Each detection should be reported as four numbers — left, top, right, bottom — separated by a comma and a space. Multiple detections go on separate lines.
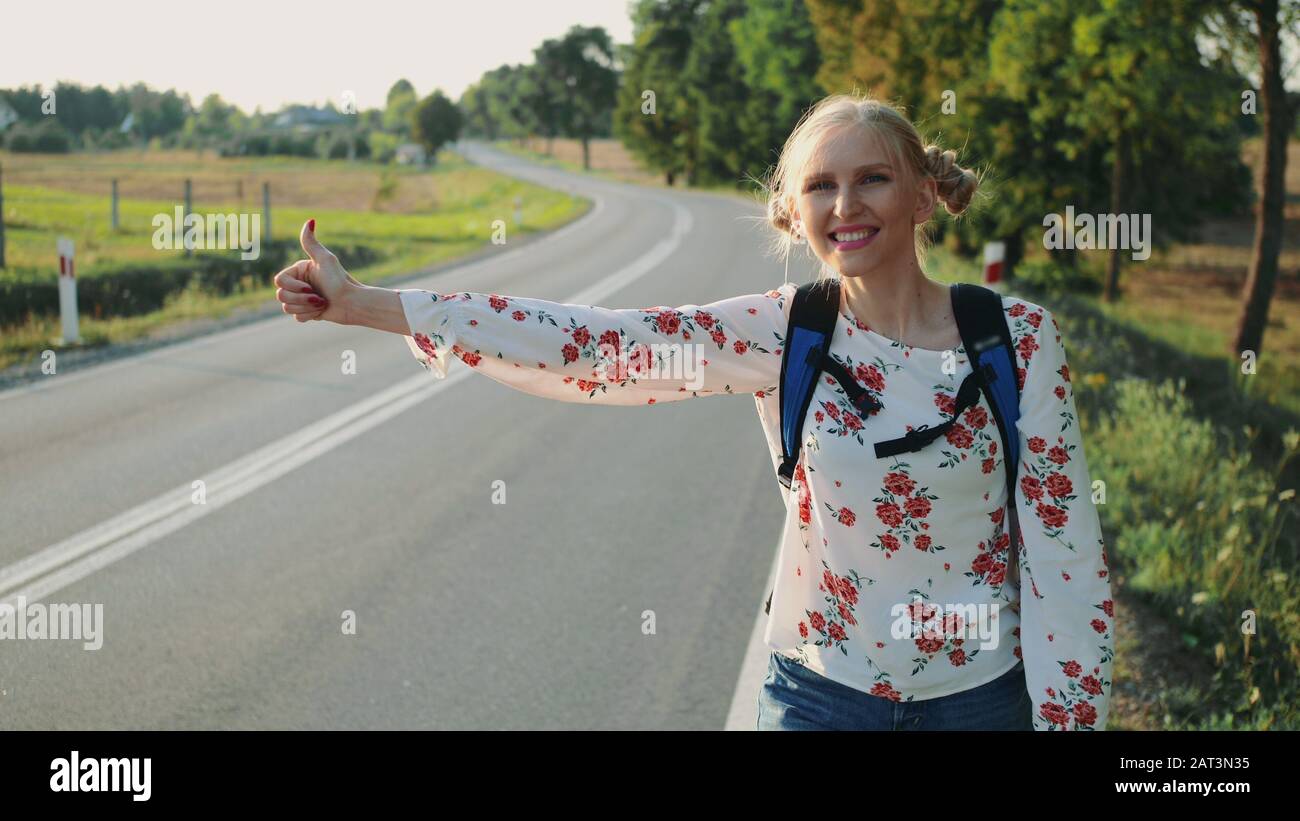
804, 163, 892, 183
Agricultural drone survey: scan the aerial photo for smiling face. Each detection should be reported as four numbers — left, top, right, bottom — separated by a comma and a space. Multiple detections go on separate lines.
790, 124, 936, 279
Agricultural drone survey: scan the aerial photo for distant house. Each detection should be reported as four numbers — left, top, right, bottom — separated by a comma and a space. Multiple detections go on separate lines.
270, 105, 349, 134
394, 143, 427, 165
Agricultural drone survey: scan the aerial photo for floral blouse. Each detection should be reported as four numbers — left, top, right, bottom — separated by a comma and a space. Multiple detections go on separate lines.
398, 280, 1114, 730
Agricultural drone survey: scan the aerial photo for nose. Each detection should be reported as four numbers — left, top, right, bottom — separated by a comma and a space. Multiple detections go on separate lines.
834, 187, 863, 221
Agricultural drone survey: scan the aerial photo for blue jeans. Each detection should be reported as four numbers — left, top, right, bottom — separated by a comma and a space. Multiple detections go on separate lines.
756, 652, 1033, 731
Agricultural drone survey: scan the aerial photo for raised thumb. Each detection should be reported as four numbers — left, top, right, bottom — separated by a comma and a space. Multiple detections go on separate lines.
299, 218, 333, 263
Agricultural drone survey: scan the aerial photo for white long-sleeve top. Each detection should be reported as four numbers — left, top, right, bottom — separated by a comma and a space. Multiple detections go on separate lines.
398, 280, 1114, 730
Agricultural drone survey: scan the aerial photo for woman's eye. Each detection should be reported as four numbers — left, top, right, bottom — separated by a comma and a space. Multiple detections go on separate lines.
807, 174, 886, 192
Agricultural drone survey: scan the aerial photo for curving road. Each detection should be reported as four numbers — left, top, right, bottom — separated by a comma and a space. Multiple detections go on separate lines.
0, 141, 790, 730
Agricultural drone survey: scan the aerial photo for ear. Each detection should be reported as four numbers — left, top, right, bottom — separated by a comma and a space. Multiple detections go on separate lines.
913, 173, 939, 225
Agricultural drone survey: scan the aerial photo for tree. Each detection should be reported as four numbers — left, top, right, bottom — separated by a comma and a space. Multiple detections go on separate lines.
411, 90, 463, 164
384, 79, 418, 136
532, 25, 620, 170
1207, 0, 1300, 357
614, 0, 703, 186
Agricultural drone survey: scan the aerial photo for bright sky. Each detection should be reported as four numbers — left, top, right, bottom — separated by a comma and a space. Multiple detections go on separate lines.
0, 0, 636, 113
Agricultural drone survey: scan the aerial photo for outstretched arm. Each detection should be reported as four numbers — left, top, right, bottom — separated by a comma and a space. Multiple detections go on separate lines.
274, 219, 796, 405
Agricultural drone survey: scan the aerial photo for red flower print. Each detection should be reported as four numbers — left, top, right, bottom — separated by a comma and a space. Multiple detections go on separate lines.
987, 563, 1006, 586
934, 392, 956, 415
836, 577, 859, 607
655, 310, 681, 335
710, 328, 726, 346
822, 401, 841, 422
879, 534, 900, 554
512, 310, 526, 321
945, 424, 974, 449
1016, 367, 1027, 391
693, 310, 716, 330
871, 682, 902, 702
809, 611, 826, 632
1020, 475, 1044, 501
964, 405, 988, 429
972, 553, 993, 575
798, 494, 811, 525
842, 413, 863, 432
798, 621, 808, 638
1048, 446, 1070, 465
1102, 599, 1114, 617
876, 503, 904, 528
982, 458, 996, 474
488, 295, 508, 312
828, 622, 847, 642
1062, 660, 1082, 678
1061, 364, 1071, 382
915, 534, 932, 551
904, 495, 932, 519
1017, 334, 1039, 362
948, 648, 967, 666
1044, 473, 1074, 498
916, 635, 944, 654
413, 333, 438, 359
990, 507, 1005, 525
572, 326, 591, 347
1054, 385, 1066, 400
733, 340, 748, 354
1037, 503, 1068, 529
451, 345, 481, 367
1091, 618, 1107, 634
1028, 436, 1047, 453
1080, 675, 1104, 696
1008, 303, 1026, 317
814, 411, 824, 423
599, 329, 620, 350
561, 343, 579, 364
854, 363, 885, 392
837, 507, 856, 527
837, 603, 856, 626
1040, 701, 1070, 726
884, 472, 917, 497
1026, 311, 1043, 328
1072, 702, 1098, 727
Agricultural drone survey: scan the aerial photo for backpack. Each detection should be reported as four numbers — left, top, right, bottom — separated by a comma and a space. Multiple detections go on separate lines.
766, 278, 1023, 616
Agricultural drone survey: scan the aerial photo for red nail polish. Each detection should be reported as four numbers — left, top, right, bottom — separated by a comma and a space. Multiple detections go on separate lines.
308, 218, 316, 232
310, 296, 324, 305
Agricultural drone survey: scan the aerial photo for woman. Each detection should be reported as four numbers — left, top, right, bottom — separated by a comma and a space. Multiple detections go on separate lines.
274, 93, 1113, 731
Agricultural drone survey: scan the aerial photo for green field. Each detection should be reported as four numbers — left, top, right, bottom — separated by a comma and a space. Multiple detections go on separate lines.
0, 149, 588, 369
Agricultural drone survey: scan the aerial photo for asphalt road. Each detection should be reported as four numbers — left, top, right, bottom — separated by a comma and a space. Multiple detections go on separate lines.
0, 141, 788, 729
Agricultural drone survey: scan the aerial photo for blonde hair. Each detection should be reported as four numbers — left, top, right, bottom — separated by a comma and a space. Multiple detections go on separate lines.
754, 91, 985, 282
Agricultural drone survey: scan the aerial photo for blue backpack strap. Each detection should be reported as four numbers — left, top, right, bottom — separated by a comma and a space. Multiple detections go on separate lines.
776, 278, 842, 490
950, 283, 1023, 589
948, 283, 1021, 504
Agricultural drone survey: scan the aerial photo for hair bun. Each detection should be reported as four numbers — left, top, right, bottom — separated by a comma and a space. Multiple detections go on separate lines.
924, 145, 977, 216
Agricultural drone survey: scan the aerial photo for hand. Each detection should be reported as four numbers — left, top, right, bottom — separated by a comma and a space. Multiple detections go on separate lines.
273, 219, 363, 324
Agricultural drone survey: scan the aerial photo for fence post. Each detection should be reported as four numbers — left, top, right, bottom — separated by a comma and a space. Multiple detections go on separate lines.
262, 182, 271, 244
184, 178, 193, 256
57, 237, 80, 344
111, 179, 120, 231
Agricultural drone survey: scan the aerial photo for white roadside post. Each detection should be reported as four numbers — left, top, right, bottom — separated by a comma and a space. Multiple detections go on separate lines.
57, 236, 81, 344
983, 241, 1006, 292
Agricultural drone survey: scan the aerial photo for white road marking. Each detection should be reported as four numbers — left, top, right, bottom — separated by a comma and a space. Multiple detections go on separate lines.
0, 195, 696, 610
724, 535, 781, 731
